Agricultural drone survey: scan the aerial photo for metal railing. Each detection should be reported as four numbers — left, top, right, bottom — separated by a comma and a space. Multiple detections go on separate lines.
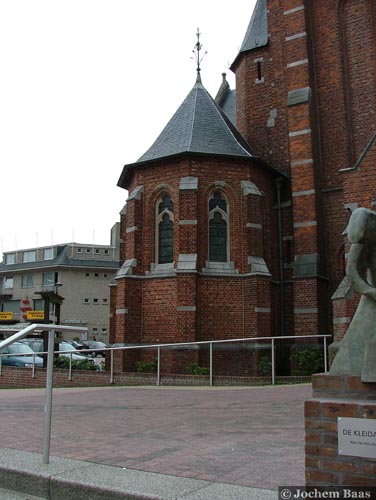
104, 334, 330, 386
0, 333, 330, 386
0, 324, 88, 465
0, 327, 330, 464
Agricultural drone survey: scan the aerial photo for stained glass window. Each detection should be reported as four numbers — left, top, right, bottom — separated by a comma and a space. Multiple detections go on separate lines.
157, 195, 174, 264
209, 191, 228, 262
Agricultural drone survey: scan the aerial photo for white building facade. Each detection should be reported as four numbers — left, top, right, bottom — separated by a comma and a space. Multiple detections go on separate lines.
0, 240, 119, 342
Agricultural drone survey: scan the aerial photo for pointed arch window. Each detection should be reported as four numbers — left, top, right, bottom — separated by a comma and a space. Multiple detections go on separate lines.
156, 194, 174, 264
208, 190, 229, 262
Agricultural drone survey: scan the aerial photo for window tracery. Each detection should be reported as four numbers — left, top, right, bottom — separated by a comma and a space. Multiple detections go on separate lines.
156, 194, 174, 264
208, 190, 229, 262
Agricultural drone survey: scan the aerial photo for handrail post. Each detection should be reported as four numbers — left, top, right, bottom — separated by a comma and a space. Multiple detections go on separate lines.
42, 329, 55, 465
324, 336, 328, 373
110, 349, 114, 384
32, 353, 36, 379
271, 338, 275, 385
209, 342, 213, 387
157, 347, 161, 386
69, 352, 73, 381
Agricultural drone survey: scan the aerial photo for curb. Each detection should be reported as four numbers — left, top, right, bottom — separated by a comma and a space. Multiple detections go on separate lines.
0, 448, 276, 500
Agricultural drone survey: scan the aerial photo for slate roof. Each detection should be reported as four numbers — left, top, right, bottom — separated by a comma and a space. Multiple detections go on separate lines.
240, 0, 268, 52
220, 89, 236, 126
215, 73, 236, 126
0, 245, 118, 273
117, 77, 257, 189
231, 0, 268, 69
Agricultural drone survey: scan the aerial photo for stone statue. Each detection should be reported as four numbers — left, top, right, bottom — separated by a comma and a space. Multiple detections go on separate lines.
330, 207, 376, 381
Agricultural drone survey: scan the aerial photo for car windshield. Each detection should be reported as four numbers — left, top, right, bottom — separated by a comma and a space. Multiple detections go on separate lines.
59, 343, 77, 352
32, 341, 43, 351
7, 343, 34, 354
88, 341, 106, 348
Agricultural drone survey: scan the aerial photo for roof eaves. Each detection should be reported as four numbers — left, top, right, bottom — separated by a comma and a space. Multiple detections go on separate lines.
118, 149, 258, 190
0, 259, 119, 274
63, 259, 119, 269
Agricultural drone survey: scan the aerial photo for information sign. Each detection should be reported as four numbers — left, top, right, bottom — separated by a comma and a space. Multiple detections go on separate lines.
338, 417, 376, 459
26, 311, 45, 320
0, 312, 13, 321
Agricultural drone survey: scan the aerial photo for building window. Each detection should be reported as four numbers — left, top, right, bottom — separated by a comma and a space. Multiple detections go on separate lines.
254, 57, 264, 84
21, 274, 34, 288
94, 273, 99, 278
23, 250, 36, 263
4, 277, 14, 289
34, 298, 44, 310
93, 298, 99, 305
83, 298, 90, 304
86, 248, 92, 254
257, 61, 262, 80
43, 248, 54, 260
101, 328, 107, 334
102, 298, 108, 304
208, 190, 229, 262
5, 253, 16, 265
104, 249, 109, 255
156, 194, 174, 264
103, 273, 108, 278
77, 248, 82, 254
3, 300, 20, 313
42, 272, 56, 287
95, 249, 100, 255
85, 272, 90, 278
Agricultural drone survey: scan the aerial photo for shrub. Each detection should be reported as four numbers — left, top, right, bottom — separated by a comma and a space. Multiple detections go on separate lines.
135, 358, 158, 373
54, 357, 97, 371
186, 363, 209, 375
258, 356, 272, 376
290, 346, 324, 376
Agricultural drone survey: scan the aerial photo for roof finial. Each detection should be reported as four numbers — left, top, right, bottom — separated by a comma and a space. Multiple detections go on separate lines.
192, 27, 207, 83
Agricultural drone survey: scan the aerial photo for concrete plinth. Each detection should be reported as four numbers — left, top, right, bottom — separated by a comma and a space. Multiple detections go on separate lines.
305, 373, 376, 486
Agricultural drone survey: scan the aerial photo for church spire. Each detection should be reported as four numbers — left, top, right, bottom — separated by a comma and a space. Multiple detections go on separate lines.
192, 28, 207, 83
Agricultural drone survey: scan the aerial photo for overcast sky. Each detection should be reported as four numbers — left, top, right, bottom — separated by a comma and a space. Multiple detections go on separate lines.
0, 0, 256, 254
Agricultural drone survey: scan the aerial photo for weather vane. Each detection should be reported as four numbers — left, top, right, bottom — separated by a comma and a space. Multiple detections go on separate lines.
192, 28, 207, 81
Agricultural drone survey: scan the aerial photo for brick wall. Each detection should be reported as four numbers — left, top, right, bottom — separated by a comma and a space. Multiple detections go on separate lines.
305, 374, 376, 486
111, 155, 279, 354
0, 365, 310, 388
111, 0, 376, 369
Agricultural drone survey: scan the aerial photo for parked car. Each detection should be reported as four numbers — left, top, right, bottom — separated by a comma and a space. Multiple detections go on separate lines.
70, 340, 87, 351
20, 338, 44, 353
82, 341, 109, 357
0, 342, 43, 368
20, 339, 92, 362
58, 341, 93, 361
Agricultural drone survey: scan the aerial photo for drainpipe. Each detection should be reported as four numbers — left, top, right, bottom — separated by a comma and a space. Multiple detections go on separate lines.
276, 177, 285, 340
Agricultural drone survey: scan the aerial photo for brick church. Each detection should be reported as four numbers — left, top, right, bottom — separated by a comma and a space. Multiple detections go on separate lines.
110, 0, 376, 374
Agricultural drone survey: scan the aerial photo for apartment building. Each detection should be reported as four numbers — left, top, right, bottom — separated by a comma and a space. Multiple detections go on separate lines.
0, 237, 119, 342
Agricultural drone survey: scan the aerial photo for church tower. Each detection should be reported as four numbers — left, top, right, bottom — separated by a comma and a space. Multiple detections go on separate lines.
231, 0, 376, 351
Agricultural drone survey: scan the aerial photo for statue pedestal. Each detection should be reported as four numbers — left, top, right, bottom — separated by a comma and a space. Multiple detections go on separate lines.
305, 374, 376, 486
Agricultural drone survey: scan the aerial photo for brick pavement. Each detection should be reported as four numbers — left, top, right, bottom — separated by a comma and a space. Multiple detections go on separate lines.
0, 384, 312, 491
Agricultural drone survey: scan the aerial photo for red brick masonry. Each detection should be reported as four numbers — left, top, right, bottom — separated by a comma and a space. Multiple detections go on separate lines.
305, 373, 376, 486
0, 365, 310, 389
